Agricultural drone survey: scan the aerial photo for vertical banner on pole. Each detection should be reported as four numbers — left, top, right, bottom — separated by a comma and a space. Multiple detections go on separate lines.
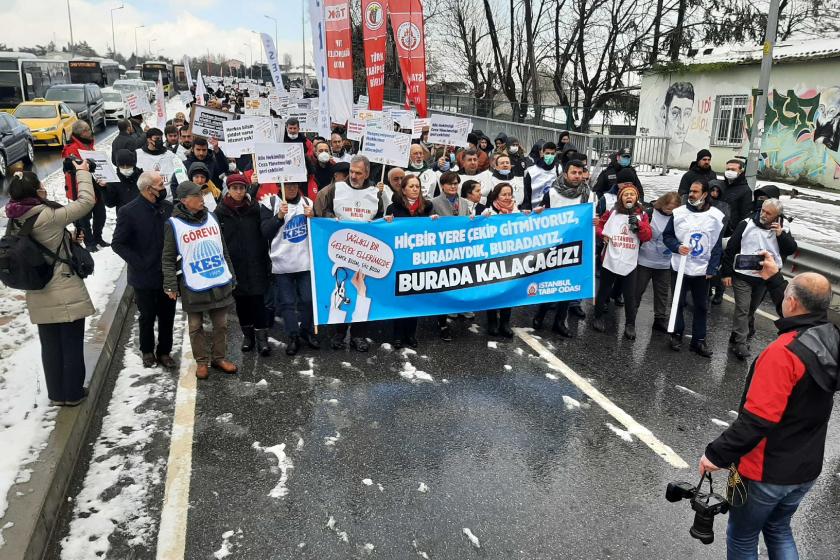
388, 0, 428, 117
309, 0, 332, 138
183, 55, 194, 89
362, 0, 387, 111
260, 32, 288, 94
155, 71, 167, 129
324, 0, 354, 125
194, 70, 207, 106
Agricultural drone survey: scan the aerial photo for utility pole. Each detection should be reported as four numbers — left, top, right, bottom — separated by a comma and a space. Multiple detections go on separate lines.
744, 0, 780, 190
110, 5, 124, 58
134, 25, 144, 61
67, 0, 75, 56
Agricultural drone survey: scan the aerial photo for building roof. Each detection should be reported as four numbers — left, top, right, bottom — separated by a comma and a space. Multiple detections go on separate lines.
684, 36, 840, 66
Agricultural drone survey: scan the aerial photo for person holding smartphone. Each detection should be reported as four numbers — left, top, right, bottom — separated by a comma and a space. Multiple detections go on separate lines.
721, 198, 798, 360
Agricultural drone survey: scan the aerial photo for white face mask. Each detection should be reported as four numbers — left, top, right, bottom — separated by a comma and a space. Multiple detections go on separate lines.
409, 161, 424, 170
228, 163, 237, 172
318, 151, 331, 163
509, 145, 519, 154
688, 195, 706, 207
287, 132, 299, 140
118, 167, 134, 176
724, 170, 739, 180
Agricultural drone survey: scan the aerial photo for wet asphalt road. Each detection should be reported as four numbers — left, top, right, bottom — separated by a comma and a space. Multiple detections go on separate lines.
47, 290, 840, 559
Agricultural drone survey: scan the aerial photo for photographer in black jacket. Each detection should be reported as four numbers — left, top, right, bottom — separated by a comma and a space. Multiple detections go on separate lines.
699, 252, 837, 559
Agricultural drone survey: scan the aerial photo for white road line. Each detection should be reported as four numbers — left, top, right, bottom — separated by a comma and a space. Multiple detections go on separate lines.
156, 320, 197, 560
514, 328, 690, 469
722, 294, 779, 321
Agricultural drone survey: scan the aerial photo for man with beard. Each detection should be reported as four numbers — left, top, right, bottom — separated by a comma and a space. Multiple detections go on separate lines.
62, 120, 108, 251
174, 136, 229, 195
678, 149, 717, 196
163, 125, 180, 154
176, 126, 193, 161
814, 86, 840, 151
722, 198, 797, 360
457, 148, 493, 203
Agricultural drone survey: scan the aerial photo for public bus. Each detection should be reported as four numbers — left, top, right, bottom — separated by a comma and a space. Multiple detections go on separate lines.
141, 61, 173, 96
0, 52, 71, 111
68, 58, 121, 87
173, 63, 188, 91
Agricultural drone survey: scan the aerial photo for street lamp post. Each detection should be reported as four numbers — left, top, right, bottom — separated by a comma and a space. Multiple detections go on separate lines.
243, 42, 253, 80
67, 0, 75, 56
134, 25, 144, 60
301, 0, 306, 89
148, 38, 157, 58
251, 30, 264, 82
264, 14, 278, 50
110, 4, 124, 58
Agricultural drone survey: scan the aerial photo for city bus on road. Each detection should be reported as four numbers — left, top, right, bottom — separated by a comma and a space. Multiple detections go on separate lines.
141, 61, 173, 96
69, 58, 121, 87
0, 52, 71, 112
174, 63, 188, 91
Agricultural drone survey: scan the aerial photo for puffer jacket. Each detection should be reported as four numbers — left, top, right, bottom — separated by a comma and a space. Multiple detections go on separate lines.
162, 203, 236, 313
14, 171, 97, 324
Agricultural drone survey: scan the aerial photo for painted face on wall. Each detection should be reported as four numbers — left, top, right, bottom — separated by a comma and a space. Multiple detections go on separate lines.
662, 95, 693, 145
814, 86, 840, 152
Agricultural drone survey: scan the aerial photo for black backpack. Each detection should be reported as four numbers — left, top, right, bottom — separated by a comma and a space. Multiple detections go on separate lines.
0, 215, 56, 290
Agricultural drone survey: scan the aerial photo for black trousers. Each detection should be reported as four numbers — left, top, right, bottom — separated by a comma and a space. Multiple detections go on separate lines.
37, 319, 86, 402
535, 301, 570, 325
134, 288, 176, 355
393, 317, 419, 340
595, 267, 638, 324
77, 195, 106, 245
335, 321, 367, 339
487, 308, 511, 325
234, 293, 269, 329
672, 273, 710, 341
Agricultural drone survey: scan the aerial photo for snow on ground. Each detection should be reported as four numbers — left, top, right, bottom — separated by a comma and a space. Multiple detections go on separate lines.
58, 321, 183, 559
639, 170, 840, 251
462, 527, 481, 548
0, 99, 186, 528
606, 422, 634, 442
252, 442, 294, 499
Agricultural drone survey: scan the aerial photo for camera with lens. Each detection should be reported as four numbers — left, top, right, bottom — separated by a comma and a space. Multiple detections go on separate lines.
62, 156, 97, 174
666, 475, 729, 545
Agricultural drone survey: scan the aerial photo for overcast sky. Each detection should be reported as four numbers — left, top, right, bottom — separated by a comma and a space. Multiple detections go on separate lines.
3, 0, 311, 64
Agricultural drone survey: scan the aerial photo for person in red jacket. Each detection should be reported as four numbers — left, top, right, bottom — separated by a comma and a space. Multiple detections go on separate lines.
592, 182, 652, 340
62, 120, 108, 251
700, 256, 836, 560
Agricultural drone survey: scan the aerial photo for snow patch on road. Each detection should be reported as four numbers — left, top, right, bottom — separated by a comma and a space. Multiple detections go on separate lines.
545, 373, 559, 381
417, 482, 429, 493
252, 442, 294, 498
504, 364, 512, 371
606, 422, 634, 442
711, 418, 730, 427
362, 478, 373, 486
326, 516, 350, 543
213, 528, 243, 559
487, 341, 498, 349
468, 323, 480, 333
324, 432, 341, 446
462, 527, 481, 548
675, 385, 702, 397
399, 362, 434, 384
412, 539, 431, 558
299, 369, 315, 378
563, 395, 582, 410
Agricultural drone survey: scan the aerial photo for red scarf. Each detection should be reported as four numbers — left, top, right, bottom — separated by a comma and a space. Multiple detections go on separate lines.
405, 197, 421, 216
492, 198, 514, 214
222, 194, 250, 212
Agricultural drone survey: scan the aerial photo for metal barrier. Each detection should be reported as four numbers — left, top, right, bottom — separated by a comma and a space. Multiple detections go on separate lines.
785, 242, 840, 309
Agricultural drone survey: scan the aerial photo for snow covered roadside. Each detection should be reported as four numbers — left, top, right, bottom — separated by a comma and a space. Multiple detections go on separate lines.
0, 99, 187, 542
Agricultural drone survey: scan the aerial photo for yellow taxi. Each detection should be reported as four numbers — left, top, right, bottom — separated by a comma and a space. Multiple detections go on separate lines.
13, 99, 78, 148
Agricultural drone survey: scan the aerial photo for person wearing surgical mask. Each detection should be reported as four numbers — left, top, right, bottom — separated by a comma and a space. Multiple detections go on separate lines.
312, 140, 337, 192
506, 136, 527, 177
720, 158, 753, 236
104, 149, 143, 210
490, 153, 525, 207
283, 116, 313, 155
404, 144, 438, 198
521, 141, 560, 210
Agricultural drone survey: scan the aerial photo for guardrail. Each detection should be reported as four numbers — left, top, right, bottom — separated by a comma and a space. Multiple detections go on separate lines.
785, 242, 840, 309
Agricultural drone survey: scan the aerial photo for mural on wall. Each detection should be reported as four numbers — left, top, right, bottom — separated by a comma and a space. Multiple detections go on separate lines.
754, 87, 840, 182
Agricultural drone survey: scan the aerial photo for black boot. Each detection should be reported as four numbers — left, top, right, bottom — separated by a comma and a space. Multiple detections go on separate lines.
711, 287, 723, 305
669, 334, 683, 351
499, 319, 514, 338
624, 323, 636, 340
487, 313, 499, 336
652, 318, 669, 333
286, 335, 301, 356
255, 329, 271, 356
533, 305, 548, 330
300, 330, 320, 349
552, 320, 573, 338
592, 315, 606, 333
690, 339, 713, 358
241, 326, 255, 352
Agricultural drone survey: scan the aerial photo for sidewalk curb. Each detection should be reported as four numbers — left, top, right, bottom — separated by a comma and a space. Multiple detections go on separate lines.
0, 269, 134, 560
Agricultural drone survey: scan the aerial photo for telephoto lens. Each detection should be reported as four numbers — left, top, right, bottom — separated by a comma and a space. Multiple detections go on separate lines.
689, 510, 716, 544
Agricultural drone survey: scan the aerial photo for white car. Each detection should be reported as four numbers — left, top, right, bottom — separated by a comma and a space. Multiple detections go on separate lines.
142, 81, 156, 101
101, 87, 127, 122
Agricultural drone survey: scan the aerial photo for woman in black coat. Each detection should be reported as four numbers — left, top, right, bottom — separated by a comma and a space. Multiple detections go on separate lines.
215, 174, 272, 356
384, 175, 438, 348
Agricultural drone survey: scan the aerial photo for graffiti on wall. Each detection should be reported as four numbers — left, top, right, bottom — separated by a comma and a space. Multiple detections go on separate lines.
754, 87, 840, 181
638, 80, 716, 163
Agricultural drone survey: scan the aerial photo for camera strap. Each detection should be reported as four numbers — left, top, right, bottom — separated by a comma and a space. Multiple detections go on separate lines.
726, 464, 748, 507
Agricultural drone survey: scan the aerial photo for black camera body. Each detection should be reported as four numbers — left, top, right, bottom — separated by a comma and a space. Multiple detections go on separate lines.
62, 156, 97, 174
666, 480, 730, 544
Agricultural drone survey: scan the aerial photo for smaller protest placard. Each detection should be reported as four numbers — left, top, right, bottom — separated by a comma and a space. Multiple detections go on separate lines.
189, 105, 236, 140
244, 97, 270, 116
286, 108, 310, 130
412, 118, 430, 139
253, 142, 307, 184
78, 150, 118, 183
289, 87, 304, 100
268, 93, 289, 113
357, 94, 369, 109
390, 109, 415, 131
221, 118, 276, 157
125, 92, 152, 117
361, 129, 412, 167
179, 91, 194, 105
346, 118, 366, 142
427, 114, 472, 147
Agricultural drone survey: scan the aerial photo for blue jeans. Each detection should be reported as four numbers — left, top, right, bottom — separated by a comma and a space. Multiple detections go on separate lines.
274, 271, 313, 337
727, 479, 816, 560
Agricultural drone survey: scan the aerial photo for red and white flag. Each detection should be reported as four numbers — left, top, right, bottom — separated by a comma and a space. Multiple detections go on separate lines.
388, 0, 427, 117
155, 71, 166, 129
361, 0, 387, 111
325, 0, 354, 125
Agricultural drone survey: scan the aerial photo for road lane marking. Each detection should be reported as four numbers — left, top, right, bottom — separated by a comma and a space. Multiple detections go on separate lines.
514, 328, 690, 469
722, 294, 779, 321
156, 321, 196, 560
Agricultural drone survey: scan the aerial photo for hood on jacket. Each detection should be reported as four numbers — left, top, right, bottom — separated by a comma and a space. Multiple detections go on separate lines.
188, 161, 210, 180
788, 320, 839, 392
529, 139, 546, 161
494, 132, 508, 145
560, 144, 581, 164
709, 178, 726, 198
755, 184, 781, 201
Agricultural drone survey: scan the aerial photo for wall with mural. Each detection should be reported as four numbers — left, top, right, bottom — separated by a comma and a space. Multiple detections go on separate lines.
638, 59, 840, 190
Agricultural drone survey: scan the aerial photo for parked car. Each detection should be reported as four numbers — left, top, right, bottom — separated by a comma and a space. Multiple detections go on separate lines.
0, 111, 35, 178
13, 99, 77, 149
101, 87, 127, 122
44, 83, 106, 131
142, 80, 156, 101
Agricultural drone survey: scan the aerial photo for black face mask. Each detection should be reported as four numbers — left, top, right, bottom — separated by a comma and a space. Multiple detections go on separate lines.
154, 187, 167, 202
153, 138, 164, 151
181, 141, 192, 150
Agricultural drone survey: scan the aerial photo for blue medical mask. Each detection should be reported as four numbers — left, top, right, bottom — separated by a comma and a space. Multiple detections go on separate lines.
619, 156, 631, 167
440, 161, 451, 172
497, 169, 510, 176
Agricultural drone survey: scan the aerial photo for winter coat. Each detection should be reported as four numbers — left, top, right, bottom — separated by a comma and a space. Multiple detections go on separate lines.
456, 149, 490, 173
62, 134, 96, 201
162, 203, 236, 313
12, 171, 96, 325
214, 196, 271, 296
708, 179, 732, 226
111, 132, 139, 165
593, 152, 645, 201
506, 137, 527, 177
722, 173, 753, 235
596, 207, 653, 245
112, 194, 173, 290
678, 161, 718, 195
172, 147, 229, 193
753, 184, 781, 212
385, 198, 435, 218
103, 168, 141, 210
431, 194, 470, 217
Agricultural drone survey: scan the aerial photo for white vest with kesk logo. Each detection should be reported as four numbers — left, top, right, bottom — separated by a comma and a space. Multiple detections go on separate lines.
526, 165, 558, 207
638, 209, 673, 270
169, 213, 233, 292
333, 181, 379, 222
404, 168, 439, 199
491, 174, 525, 207
670, 205, 726, 277
601, 212, 640, 276
736, 218, 783, 277
263, 195, 312, 274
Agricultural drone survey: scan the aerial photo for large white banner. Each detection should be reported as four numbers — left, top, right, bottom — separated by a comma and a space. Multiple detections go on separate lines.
260, 33, 287, 95
309, 0, 332, 138
254, 143, 308, 184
